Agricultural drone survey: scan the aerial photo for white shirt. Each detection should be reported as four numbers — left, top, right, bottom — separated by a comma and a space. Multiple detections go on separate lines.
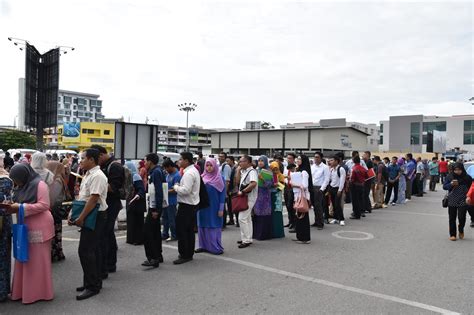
345, 159, 367, 174
78, 165, 108, 211
240, 167, 258, 203
292, 170, 310, 200
220, 163, 231, 182
311, 162, 330, 190
174, 165, 201, 205
329, 166, 346, 192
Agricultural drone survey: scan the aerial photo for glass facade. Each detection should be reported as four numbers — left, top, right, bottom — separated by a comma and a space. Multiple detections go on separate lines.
410, 122, 420, 145
464, 120, 474, 144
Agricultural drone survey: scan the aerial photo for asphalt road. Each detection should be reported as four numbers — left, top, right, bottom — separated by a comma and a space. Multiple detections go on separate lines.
1, 187, 473, 314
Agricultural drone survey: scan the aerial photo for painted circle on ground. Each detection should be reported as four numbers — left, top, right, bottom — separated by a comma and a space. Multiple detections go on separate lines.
332, 231, 374, 240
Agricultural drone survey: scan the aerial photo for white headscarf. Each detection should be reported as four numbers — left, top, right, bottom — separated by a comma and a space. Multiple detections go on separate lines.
31, 152, 54, 185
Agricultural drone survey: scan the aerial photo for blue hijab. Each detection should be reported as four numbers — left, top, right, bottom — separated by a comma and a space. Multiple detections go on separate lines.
258, 155, 269, 170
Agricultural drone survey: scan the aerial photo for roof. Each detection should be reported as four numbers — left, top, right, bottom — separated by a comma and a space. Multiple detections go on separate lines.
59, 89, 100, 99
211, 126, 370, 136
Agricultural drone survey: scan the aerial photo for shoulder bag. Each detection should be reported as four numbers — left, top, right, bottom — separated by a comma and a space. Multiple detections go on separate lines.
231, 169, 255, 213
294, 187, 310, 219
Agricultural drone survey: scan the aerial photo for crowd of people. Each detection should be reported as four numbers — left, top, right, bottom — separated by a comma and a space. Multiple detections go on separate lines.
0, 146, 473, 305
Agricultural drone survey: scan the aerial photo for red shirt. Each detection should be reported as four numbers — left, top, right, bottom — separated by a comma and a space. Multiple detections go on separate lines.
439, 161, 448, 173
351, 164, 368, 185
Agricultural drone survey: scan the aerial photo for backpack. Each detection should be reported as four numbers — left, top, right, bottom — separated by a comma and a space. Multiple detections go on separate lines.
198, 176, 210, 210
107, 161, 133, 200
381, 164, 389, 182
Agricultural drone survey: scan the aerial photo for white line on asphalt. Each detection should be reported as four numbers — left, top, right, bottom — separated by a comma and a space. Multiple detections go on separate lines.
63, 235, 127, 242
382, 210, 448, 217
162, 244, 459, 315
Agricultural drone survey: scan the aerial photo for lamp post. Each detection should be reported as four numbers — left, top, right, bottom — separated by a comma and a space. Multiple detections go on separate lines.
178, 103, 197, 152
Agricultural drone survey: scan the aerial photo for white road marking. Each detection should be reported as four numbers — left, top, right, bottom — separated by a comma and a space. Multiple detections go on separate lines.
162, 244, 459, 315
332, 231, 374, 240
382, 210, 448, 217
63, 235, 126, 242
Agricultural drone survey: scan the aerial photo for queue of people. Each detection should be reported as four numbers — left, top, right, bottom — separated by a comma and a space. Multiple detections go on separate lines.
0, 146, 473, 306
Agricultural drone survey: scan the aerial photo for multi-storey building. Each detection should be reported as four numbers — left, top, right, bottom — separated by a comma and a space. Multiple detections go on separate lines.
57, 90, 105, 125
157, 125, 215, 153
57, 122, 115, 152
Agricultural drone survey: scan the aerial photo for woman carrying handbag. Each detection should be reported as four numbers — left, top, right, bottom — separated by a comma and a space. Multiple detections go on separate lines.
292, 155, 313, 244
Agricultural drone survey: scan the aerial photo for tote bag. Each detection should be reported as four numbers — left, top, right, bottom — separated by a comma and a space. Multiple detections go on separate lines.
12, 204, 29, 263
71, 200, 100, 230
294, 188, 310, 219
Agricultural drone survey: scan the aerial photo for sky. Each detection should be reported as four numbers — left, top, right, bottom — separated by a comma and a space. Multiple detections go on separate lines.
0, 0, 472, 129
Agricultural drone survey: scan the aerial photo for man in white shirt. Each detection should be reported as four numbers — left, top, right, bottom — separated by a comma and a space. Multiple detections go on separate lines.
310, 152, 330, 229
173, 152, 201, 264
328, 155, 346, 226
345, 150, 368, 173
236, 155, 258, 248
73, 148, 108, 301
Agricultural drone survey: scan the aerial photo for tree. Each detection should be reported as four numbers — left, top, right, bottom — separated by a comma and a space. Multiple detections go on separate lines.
261, 122, 275, 129
0, 129, 36, 151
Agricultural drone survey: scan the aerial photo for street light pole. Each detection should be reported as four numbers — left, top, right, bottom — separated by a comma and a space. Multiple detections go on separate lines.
178, 103, 197, 152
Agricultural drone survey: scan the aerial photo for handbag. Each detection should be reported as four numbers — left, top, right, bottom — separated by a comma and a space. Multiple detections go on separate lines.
442, 193, 449, 208
12, 204, 29, 263
71, 200, 100, 230
294, 188, 310, 219
231, 169, 255, 213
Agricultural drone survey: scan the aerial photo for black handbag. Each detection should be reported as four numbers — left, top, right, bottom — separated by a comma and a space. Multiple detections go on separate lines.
442, 193, 449, 208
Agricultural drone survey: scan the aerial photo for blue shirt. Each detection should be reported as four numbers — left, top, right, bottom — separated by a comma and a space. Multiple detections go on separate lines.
166, 170, 181, 206
387, 164, 400, 180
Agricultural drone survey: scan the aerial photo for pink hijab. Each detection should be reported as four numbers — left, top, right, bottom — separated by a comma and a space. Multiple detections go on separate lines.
201, 158, 225, 192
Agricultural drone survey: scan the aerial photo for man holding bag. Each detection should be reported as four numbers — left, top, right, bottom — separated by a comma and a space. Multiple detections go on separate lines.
72, 148, 108, 301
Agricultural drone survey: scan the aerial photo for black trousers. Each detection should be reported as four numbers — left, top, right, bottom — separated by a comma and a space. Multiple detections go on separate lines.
329, 187, 344, 221
448, 206, 467, 237
363, 181, 372, 212
429, 175, 439, 191
144, 211, 162, 261
351, 184, 364, 218
102, 199, 121, 275
295, 211, 310, 241
176, 203, 196, 259
468, 206, 474, 222
79, 211, 107, 293
284, 187, 295, 226
385, 180, 399, 205
415, 174, 423, 196
311, 186, 324, 227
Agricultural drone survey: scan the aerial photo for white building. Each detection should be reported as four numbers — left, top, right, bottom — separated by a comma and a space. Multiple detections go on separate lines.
245, 121, 263, 130
57, 90, 104, 125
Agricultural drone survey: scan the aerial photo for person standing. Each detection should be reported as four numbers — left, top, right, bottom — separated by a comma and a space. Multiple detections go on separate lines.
270, 161, 285, 238
405, 153, 416, 200
7, 164, 55, 304
350, 156, 368, 220
372, 156, 386, 209
162, 159, 181, 242
73, 149, 108, 300
173, 152, 201, 263
31, 152, 54, 186
236, 155, 258, 248
439, 157, 448, 184
195, 158, 225, 255
253, 156, 273, 241
429, 157, 439, 192
0, 159, 13, 302
138, 160, 148, 192
443, 163, 472, 241
310, 152, 330, 229
3, 152, 14, 171
415, 157, 424, 197
124, 161, 146, 246
92, 145, 124, 278
142, 153, 165, 268
196, 153, 206, 175
292, 155, 312, 244
284, 153, 297, 230
397, 158, 407, 205
328, 155, 346, 226
218, 152, 231, 229
362, 151, 374, 214
384, 157, 401, 206
225, 156, 238, 226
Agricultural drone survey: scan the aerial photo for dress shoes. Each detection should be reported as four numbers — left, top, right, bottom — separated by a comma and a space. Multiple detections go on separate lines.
238, 243, 251, 248
173, 258, 193, 265
76, 286, 85, 292
76, 289, 99, 301
142, 259, 160, 268
194, 248, 208, 253
288, 229, 296, 233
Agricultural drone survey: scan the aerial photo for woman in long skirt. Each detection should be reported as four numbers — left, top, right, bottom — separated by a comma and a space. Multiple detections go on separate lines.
397, 158, 407, 205
270, 161, 285, 238
0, 160, 13, 302
292, 155, 312, 244
196, 158, 225, 255
8, 164, 54, 304
125, 161, 146, 245
253, 156, 273, 240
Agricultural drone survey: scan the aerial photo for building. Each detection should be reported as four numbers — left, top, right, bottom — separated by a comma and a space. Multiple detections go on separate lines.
245, 121, 263, 130
57, 122, 115, 152
211, 126, 369, 156
57, 90, 104, 125
157, 125, 215, 154
17, 78, 26, 131
379, 114, 474, 154
281, 119, 380, 152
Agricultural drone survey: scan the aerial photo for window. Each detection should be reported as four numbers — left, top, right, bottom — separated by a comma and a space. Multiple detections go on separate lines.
380, 124, 383, 133
423, 121, 446, 133
73, 98, 78, 104
463, 120, 474, 144
464, 120, 474, 132
90, 138, 114, 143
64, 96, 72, 103
410, 122, 420, 145
64, 104, 70, 110
104, 130, 110, 135
78, 98, 86, 105
380, 136, 383, 145
464, 134, 474, 145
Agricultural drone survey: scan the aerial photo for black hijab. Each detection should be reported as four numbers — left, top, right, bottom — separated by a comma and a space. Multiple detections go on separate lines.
10, 163, 41, 204
297, 154, 314, 191
451, 162, 472, 187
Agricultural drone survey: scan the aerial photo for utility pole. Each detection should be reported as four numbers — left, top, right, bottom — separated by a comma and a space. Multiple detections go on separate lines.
178, 103, 197, 152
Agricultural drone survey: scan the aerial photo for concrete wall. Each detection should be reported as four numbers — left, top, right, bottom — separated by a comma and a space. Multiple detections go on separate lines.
260, 131, 283, 148
389, 115, 423, 153
285, 130, 308, 149
239, 131, 258, 149
221, 133, 238, 149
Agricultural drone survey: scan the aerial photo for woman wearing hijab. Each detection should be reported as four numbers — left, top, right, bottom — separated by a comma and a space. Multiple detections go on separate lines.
292, 155, 312, 244
396, 157, 407, 205
270, 161, 285, 239
125, 161, 146, 245
443, 162, 472, 241
0, 158, 13, 302
252, 156, 273, 241
195, 158, 225, 255
46, 161, 68, 262
31, 152, 54, 186
6, 164, 54, 304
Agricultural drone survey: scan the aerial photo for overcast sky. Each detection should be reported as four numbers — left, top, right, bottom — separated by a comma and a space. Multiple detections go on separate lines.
0, 0, 472, 129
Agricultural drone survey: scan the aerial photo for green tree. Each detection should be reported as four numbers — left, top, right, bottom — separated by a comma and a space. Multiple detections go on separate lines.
0, 130, 36, 151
